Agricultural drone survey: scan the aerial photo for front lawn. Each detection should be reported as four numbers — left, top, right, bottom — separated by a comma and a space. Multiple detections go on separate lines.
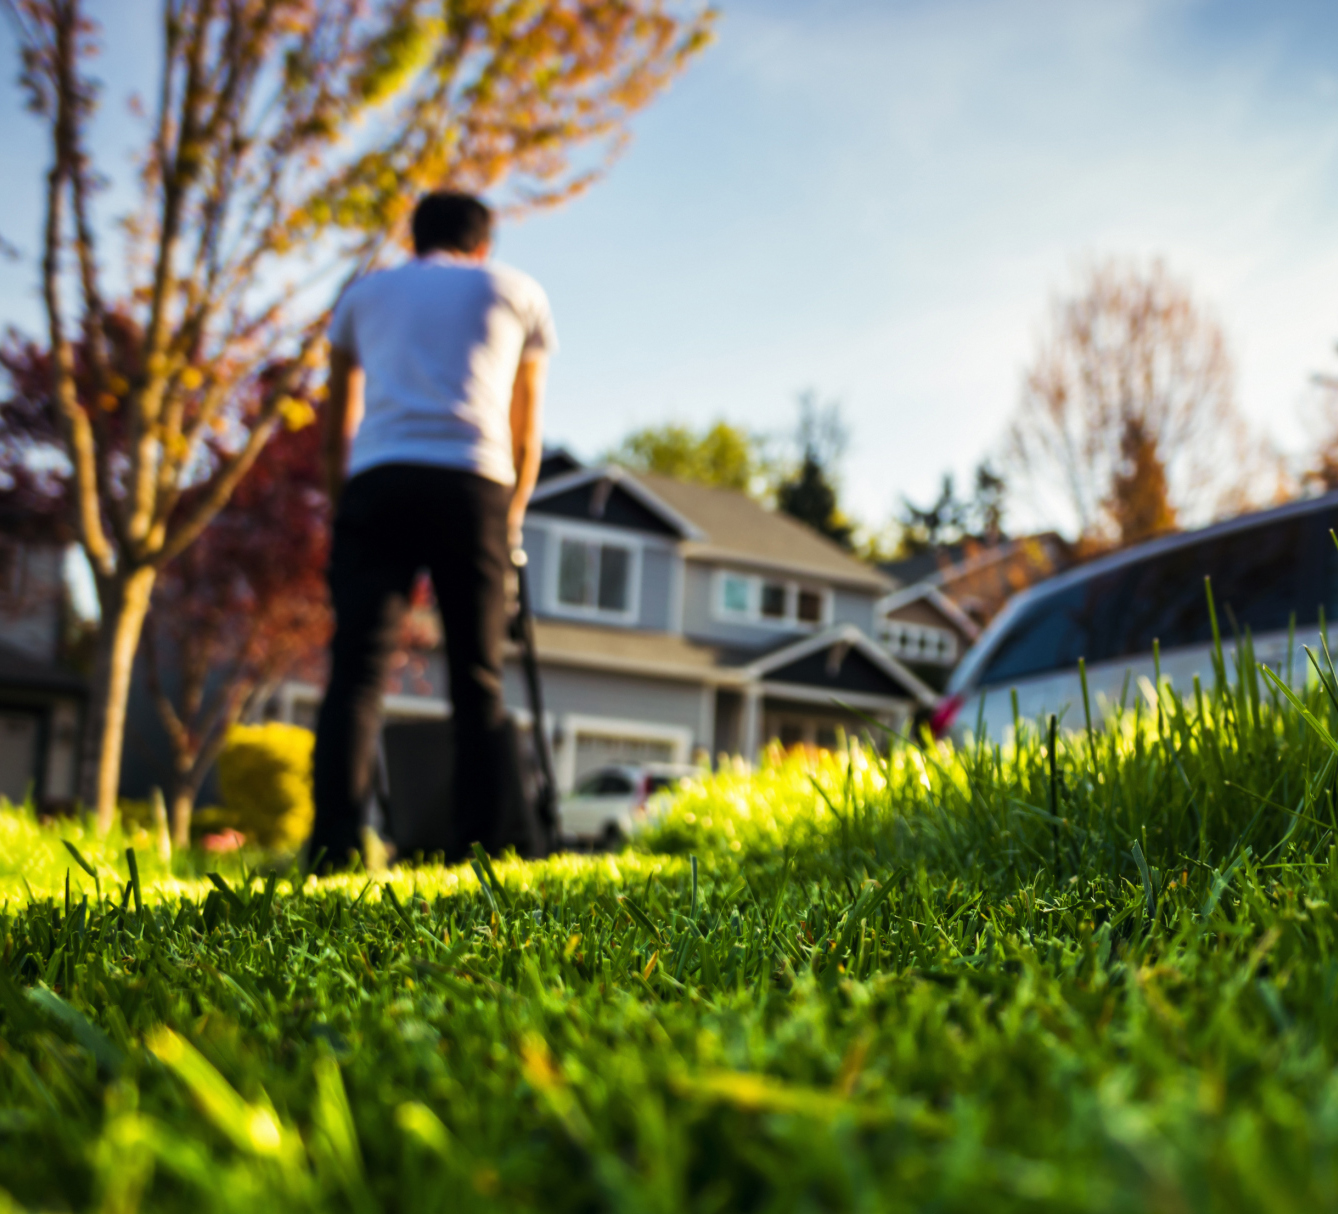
3, 668, 1338, 1211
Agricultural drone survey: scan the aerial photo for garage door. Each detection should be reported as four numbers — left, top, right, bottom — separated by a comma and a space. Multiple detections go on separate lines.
0, 712, 39, 806
573, 732, 675, 782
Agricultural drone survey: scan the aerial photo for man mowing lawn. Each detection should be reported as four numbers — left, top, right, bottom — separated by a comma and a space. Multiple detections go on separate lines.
313, 192, 556, 868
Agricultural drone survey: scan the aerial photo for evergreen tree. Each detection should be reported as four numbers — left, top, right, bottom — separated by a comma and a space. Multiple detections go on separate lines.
775, 392, 854, 548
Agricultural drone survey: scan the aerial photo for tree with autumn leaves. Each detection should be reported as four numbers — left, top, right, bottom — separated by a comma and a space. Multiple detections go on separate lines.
1004, 259, 1282, 552
142, 414, 329, 849
2, 0, 714, 832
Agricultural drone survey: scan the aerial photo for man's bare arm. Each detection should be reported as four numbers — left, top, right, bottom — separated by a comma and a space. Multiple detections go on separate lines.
508, 353, 548, 550
321, 348, 364, 503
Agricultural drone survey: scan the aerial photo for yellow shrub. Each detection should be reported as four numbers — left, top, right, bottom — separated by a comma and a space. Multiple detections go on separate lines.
216, 722, 315, 851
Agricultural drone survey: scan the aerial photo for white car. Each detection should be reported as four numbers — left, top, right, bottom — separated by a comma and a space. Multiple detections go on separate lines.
939, 491, 1338, 740
559, 762, 697, 846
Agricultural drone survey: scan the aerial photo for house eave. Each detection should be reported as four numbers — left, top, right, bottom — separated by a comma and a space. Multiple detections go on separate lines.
758, 680, 911, 715
681, 545, 892, 593
507, 640, 745, 687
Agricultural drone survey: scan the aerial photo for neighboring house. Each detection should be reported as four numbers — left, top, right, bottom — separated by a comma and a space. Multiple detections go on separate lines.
0, 534, 84, 808
277, 454, 936, 791
875, 534, 1072, 690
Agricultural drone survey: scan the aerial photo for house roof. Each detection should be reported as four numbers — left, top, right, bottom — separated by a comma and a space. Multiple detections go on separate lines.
632, 473, 892, 591
527, 618, 732, 681
530, 462, 891, 590
518, 618, 935, 707
879, 534, 1070, 593
0, 641, 86, 698
529, 466, 705, 540
877, 583, 981, 641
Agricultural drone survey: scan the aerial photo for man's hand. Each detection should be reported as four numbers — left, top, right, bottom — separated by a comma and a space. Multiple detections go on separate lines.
321, 348, 364, 504
508, 353, 548, 552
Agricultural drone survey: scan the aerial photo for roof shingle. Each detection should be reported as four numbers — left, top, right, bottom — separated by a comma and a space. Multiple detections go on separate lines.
633, 473, 890, 591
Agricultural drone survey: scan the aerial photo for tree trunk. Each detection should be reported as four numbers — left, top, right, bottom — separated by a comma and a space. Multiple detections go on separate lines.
170, 782, 195, 852
169, 715, 237, 850
81, 565, 157, 834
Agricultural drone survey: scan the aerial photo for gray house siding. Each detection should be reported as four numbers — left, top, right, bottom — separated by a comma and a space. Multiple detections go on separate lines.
832, 589, 877, 635
639, 547, 674, 632
521, 524, 550, 608
503, 663, 703, 738
681, 560, 881, 649
680, 562, 807, 648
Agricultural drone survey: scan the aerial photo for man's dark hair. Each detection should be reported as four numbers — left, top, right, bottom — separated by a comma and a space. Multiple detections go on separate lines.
411, 192, 493, 256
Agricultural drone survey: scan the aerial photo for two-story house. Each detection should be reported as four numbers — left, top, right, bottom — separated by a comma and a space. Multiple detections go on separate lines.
278, 454, 936, 792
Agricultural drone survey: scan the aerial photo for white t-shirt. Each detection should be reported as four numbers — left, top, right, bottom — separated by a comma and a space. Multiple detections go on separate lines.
328, 253, 557, 486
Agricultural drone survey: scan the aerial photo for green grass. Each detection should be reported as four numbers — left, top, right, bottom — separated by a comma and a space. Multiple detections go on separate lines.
6, 650, 1338, 1211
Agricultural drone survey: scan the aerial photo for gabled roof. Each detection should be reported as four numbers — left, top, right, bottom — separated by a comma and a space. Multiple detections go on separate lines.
529, 466, 706, 540
743, 624, 938, 707
634, 473, 891, 592
877, 583, 981, 641
537, 447, 585, 483
528, 463, 892, 591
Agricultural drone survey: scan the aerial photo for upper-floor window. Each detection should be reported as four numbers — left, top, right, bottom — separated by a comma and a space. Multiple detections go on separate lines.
721, 573, 750, 615
558, 537, 634, 615
715, 570, 831, 630
536, 519, 644, 624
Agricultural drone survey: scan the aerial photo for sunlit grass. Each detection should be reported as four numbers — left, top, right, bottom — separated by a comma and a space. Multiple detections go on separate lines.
6, 644, 1338, 1211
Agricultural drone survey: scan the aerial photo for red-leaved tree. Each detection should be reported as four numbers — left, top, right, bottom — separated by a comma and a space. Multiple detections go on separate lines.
2, 326, 331, 844
142, 411, 330, 848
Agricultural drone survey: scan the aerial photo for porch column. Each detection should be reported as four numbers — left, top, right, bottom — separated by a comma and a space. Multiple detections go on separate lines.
741, 684, 762, 765
697, 684, 717, 764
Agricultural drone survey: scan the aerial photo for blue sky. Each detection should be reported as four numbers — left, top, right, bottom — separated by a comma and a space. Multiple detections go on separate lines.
6, 0, 1338, 533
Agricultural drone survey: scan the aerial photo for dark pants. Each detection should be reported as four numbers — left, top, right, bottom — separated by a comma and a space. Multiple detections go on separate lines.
311, 463, 512, 866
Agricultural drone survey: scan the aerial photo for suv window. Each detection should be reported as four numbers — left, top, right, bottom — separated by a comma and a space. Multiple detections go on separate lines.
575, 770, 633, 796
979, 512, 1332, 688
978, 577, 1104, 687
1105, 516, 1317, 657
646, 774, 682, 795
587, 772, 633, 796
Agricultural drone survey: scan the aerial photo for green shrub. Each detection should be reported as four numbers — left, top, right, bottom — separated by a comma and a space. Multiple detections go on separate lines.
216, 721, 314, 851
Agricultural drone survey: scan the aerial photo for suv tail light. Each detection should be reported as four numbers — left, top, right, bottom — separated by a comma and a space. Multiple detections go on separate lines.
929, 694, 965, 739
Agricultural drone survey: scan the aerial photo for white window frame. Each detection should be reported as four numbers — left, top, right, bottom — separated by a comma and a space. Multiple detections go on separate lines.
543, 520, 643, 624
712, 569, 832, 631
880, 619, 958, 666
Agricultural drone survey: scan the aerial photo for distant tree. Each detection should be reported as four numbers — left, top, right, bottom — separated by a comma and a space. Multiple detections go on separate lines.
608, 420, 768, 495
972, 462, 1007, 543
1005, 259, 1261, 549
775, 391, 854, 549
1106, 416, 1176, 545
5, 0, 715, 831
895, 462, 1007, 556
142, 416, 330, 850
1302, 360, 1338, 493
